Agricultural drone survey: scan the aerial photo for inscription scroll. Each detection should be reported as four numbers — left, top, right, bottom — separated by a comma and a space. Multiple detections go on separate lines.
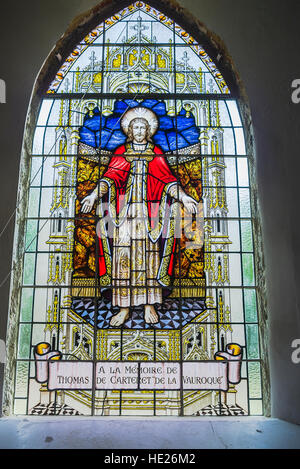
34, 343, 243, 392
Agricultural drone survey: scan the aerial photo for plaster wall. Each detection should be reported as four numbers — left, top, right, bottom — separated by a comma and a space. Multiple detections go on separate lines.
0, 0, 299, 427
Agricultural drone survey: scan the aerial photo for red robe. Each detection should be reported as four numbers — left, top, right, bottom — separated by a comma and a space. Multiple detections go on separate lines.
98, 144, 178, 285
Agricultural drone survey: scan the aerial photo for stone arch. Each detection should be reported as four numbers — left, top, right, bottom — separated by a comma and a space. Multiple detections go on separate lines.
3, 0, 268, 418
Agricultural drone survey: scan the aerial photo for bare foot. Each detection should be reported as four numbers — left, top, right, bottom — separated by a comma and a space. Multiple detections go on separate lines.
110, 308, 130, 327
144, 305, 159, 324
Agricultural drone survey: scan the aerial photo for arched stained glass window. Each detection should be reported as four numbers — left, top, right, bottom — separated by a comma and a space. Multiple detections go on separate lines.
9, 1, 263, 417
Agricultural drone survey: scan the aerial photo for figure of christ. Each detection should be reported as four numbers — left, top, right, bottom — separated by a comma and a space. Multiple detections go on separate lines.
81, 107, 198, 327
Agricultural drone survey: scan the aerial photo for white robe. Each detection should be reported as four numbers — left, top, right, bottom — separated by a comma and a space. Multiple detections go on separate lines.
112, 158, 163, 307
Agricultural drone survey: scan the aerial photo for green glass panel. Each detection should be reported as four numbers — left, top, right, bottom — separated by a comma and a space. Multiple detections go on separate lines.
15, 362, 29, 398
244, 289, 258, 322
30, 157, 42, 186
17, 324, 32, 359
242, 253, 255, 286
246, 324, 260, 359
23, 253, 35, 285
241, 220, 253, 252
25, 220, 38, 252
20, 288, 33, 322
239, 188, 251, 217
248, 362, 262, 398
27, 188, 40, 218
241, 360, 247, 378
249, 400, 263, 416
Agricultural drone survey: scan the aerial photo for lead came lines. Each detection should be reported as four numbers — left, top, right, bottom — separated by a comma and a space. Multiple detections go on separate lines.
12, 4, 261, 417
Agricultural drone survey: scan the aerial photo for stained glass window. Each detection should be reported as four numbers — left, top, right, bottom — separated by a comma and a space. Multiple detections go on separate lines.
13, 2, 263, 417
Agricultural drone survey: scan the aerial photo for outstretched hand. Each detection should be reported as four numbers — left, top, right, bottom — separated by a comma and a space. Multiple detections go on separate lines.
181, 194, 198, 214
81, 193, 97, 213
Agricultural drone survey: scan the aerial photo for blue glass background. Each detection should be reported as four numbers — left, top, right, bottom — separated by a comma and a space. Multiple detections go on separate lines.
79, 99, 200, 152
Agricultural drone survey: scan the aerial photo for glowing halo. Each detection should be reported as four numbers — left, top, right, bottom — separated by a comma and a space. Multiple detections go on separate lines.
121, 107, 159, 136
